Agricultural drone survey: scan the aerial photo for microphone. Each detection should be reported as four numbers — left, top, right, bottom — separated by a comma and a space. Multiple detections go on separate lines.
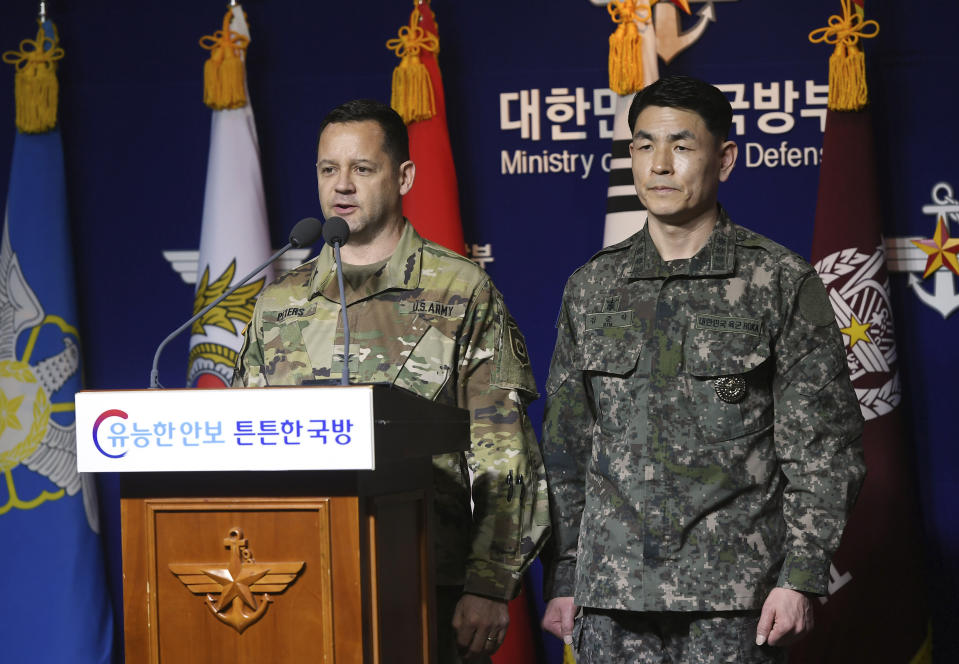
323, 217, 352, 386
149, 217, 323, 388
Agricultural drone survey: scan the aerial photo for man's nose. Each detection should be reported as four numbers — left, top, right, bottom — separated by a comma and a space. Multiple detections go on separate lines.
652, 150, 673, 174
334, 170, 355, 191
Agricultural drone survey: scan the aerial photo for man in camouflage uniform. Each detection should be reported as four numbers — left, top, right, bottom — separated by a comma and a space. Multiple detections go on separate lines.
540, 76, 865, 662
233, 99, 549, 662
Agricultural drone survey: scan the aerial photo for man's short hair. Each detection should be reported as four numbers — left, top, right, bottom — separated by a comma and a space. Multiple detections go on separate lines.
318, 99, 410, 166
627, 75, 733, 143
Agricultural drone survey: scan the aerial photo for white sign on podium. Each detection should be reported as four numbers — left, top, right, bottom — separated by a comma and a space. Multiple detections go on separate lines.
75, 385, 376, 473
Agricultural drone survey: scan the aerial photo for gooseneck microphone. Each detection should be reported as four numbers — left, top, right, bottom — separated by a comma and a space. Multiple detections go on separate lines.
149, 217, 323, 388
322, 217, 351, 386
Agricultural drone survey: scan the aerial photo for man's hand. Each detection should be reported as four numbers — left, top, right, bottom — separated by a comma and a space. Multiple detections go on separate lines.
541, 596, 577, 644
756, 587, 814, 647
452, 593, 510, 659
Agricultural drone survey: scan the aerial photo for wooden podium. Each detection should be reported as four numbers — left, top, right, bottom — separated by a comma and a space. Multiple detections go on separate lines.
85, 385, 470, 664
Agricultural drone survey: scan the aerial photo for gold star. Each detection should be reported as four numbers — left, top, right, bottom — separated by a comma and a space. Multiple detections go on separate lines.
204, 560, 270, 612
911, 215, 959, 278
0, 390, 24, 436
840, 314, 873, 349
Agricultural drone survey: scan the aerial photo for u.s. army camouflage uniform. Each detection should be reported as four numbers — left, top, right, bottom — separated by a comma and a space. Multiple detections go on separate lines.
234, 220, 550, 601
542, 207, 865, 620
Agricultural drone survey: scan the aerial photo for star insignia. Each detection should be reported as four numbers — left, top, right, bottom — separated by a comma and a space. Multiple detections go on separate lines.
840, 314, 873, 349
0, 390, 24, 436
911, 215, 959, 278
169, 528, 304, 634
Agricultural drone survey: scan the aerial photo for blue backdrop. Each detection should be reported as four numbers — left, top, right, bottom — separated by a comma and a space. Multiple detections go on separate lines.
1, 1, 956, 660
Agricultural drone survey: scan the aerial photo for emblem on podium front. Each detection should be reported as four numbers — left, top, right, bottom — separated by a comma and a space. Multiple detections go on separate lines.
169, 528, 305, 633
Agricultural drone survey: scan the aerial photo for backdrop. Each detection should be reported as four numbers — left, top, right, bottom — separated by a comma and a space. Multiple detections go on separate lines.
1, 1, 955, 661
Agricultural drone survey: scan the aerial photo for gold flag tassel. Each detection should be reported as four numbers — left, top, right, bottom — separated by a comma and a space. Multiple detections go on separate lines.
2, 21, 64, 134
386, 6, 439, 124
563, 642, 577, 664
199, 9, 250, 110
607, 1, 651, 96
809, 0, 879, 111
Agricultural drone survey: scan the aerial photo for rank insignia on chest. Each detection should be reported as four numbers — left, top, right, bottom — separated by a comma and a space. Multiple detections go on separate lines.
713, 375, 747, 403
585, 310, 634, 330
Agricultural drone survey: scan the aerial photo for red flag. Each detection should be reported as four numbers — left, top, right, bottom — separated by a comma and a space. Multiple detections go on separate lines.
790, 102, 931, 664
396, 1, 466, 254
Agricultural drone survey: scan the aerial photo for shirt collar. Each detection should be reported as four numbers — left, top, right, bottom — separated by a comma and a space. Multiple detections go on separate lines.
308, 219, 424, 303
625, 205, 736, 280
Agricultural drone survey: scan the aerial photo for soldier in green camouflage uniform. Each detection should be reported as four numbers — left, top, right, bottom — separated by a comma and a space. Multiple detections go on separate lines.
233, 100, 549, 662
540, 77, 865, 663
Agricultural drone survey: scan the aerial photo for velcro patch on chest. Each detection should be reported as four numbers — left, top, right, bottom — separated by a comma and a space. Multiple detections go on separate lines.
694, 313, 762, 336
398, 300, 467, 318
585, 310, 634, 330
264, 304, 316, 323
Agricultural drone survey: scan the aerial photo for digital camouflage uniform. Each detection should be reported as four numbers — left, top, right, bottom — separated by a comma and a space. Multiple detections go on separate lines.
543, 208, 865, 658
234, 221, 550, 601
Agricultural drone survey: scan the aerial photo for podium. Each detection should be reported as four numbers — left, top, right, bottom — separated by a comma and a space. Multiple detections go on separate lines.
76, 384, 470, 664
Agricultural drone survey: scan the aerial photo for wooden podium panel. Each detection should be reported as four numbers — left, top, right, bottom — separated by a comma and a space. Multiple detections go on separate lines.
122, 474, 433, 663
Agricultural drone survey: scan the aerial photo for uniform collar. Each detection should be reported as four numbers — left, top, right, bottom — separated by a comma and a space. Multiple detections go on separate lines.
308, 219, 424, 303
625, 205, 737, 279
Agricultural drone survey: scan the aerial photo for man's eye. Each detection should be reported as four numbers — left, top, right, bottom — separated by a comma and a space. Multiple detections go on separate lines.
355, 166, 372, 174
319, 166, 335, 175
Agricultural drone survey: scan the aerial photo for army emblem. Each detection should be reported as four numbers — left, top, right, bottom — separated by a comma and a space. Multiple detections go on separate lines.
713, 375, 746, 403
169, 527, 305, 634
814, 244, 900, 421
0, 225, 97, 529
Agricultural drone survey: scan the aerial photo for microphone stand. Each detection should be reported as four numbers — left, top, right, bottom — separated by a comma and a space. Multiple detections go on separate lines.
332, 240, 350, 386
149, 243, 292, 389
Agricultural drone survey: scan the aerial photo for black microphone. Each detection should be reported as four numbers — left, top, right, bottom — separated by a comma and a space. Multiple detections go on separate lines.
323, 217, 352, 386
149, 217, 324, 388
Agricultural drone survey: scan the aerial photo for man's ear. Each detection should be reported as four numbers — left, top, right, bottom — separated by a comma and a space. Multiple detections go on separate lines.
399, 160, 415, 196
718, 140, 738, 183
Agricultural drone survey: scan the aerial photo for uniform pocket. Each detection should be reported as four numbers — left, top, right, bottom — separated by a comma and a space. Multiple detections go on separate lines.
581, 332, 643, 434
685, 331, 773, 444
393, 323, 455, 400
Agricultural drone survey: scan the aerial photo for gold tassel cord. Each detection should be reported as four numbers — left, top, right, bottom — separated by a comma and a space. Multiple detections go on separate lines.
607, 1, 652, 96
809, 0, 879, 111
386, 7, 439, 124
2, 21, 64, 134
199, 10, 250, 110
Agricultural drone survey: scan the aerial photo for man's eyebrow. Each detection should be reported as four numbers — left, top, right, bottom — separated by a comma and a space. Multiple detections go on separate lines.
633, 129, 697, 141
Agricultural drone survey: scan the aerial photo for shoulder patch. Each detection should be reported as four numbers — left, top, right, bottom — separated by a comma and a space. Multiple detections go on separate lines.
797, 276, 836, 327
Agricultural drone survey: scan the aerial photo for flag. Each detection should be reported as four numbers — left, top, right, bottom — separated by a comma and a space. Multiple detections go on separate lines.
387, 4, 539, 660
791, 3, 931, 661
387, 0, 466, 254
188, 4, 274, 388
600, 1, 661, 248
0, 20, 113, 663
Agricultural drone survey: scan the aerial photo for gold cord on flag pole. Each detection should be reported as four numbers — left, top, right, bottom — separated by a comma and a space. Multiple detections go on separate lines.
2, 20, 63, 134
386, 6, 439, 124
607, 1, 651, 95
809, 0, 879, 111
199, 8, 250, 110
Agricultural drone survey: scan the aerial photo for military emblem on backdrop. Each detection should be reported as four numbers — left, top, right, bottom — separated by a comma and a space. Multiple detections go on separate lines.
885, 181, 959, 319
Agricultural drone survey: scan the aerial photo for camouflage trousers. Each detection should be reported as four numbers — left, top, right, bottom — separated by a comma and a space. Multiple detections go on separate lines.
574, 608, 787, 664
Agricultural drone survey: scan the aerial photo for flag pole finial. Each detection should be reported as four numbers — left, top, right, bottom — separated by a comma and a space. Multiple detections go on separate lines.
38, 2, 47, 22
